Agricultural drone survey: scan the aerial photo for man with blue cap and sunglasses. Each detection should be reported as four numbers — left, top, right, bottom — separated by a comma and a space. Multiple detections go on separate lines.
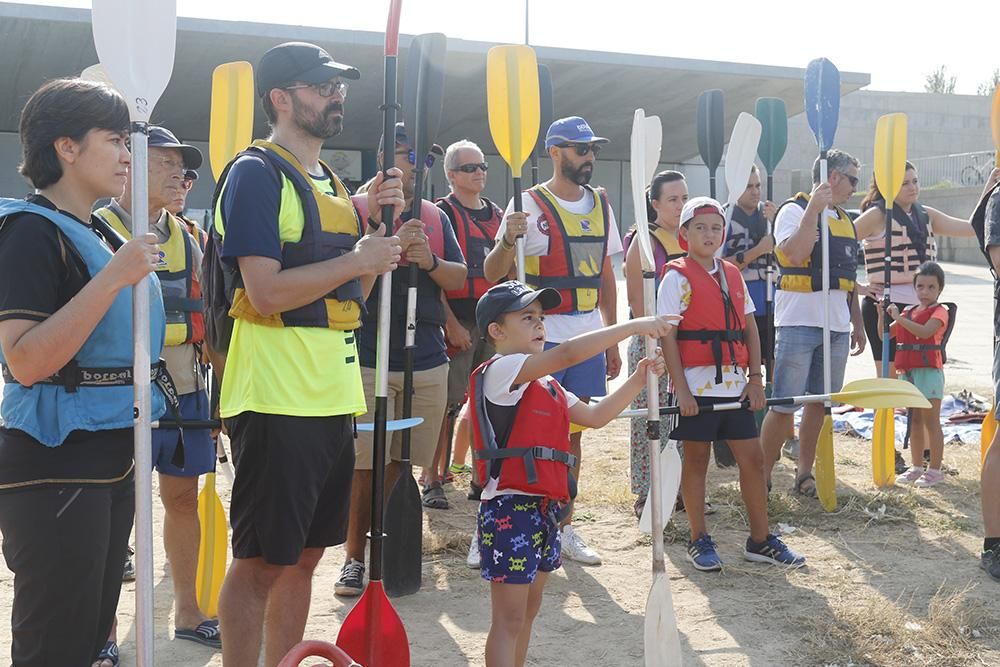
484, 116, 623, 566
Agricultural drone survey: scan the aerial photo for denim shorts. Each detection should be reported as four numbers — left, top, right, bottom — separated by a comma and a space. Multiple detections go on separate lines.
770, 326, 849, 413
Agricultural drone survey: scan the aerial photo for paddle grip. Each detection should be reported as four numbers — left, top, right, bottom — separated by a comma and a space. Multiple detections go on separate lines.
512, 176, 526, 283
881, 205, 893, 378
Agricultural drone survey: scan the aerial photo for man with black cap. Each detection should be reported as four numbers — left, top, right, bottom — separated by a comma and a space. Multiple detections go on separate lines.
336, 122, 467, 596
211, 42, 404, 666
483, 116, 623, 566
94, 125, 223, 649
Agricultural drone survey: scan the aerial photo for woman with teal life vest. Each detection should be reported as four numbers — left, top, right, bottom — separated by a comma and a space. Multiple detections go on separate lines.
0, 78, 166, 667
854, 161, 981, 377
622, 170, 687, 516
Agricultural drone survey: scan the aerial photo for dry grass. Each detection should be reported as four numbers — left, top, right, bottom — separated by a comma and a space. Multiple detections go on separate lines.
799, 585, 997, 667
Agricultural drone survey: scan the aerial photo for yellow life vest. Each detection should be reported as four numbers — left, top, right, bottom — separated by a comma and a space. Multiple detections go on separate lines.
94, 206, 205, 347
523, 185, 610, 314
774, 192, 858, 293
222, 140, 364, 331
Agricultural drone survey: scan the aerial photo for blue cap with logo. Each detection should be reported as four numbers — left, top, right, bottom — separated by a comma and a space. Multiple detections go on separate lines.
544, 116, 609, 150
475, 281, 562, 335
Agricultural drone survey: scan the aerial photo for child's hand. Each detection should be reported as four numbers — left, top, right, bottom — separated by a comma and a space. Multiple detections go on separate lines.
634, 347, 666, 380
633, 314, 683, 339
740, 380, 766, 411
886, 304, 900, 320
677, 390, 698, 417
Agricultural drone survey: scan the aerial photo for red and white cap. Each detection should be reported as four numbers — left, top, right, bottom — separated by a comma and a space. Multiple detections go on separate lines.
678, 196, 726, 251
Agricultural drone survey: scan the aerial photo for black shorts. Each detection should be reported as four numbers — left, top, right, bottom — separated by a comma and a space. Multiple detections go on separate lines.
228, 412, 355, 565
862, 296, 908, 363
669, 396, 759, 443
755, 313, 774, 364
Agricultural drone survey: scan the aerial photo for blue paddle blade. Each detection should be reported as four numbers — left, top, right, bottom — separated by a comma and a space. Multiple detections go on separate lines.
804, 58, 841, 152
356, 417, 424, 432
696, 89, 725, 172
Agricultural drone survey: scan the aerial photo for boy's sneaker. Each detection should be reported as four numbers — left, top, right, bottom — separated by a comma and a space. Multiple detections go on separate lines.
981, 549, 1000, 582
466, 533, 481, 569
896, 465, 924, 484
560, 525, 602, 565
915, 468, 945, 488
334, 558, 366, 596
687, 533, 723, 571
744, 534, 806, 567
782, 438, 800, 461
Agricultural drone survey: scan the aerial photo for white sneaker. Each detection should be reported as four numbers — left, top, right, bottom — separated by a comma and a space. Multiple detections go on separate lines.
466, 532, 481, 569
560, 525, 602, 565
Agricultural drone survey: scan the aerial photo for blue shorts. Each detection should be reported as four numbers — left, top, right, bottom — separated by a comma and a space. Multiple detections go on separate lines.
478, 494, 562, 584
544, 341, 607, 398
771, 326, 849, 414
152, 390, 215, 477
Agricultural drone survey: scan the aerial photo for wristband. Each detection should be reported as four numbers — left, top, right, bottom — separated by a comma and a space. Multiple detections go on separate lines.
735, 251, 746, 265
427, 254, 440, 272
748, 372, 762, 378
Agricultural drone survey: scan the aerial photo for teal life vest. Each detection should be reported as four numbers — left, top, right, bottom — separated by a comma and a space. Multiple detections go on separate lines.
0, 199, 167, 446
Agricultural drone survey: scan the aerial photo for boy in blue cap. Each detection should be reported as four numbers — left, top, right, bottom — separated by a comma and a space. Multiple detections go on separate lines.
470, 279, 674, 667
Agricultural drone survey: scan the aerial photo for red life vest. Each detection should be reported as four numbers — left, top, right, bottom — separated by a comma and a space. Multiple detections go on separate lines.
895, 304, 948, 371
664, 257, 749, 383
437, 194, 502, 301
469, 358, 577, 502
351, 196, 444, 260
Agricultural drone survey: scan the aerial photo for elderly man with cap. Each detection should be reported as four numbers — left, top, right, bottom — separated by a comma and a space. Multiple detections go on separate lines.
483, 116, 623, 566
93, 125, 223, 651
210, 42, 404, 666
335, 122, 467, 596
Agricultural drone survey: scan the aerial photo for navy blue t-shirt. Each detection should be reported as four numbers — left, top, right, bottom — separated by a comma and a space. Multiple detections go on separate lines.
218, 154, 297, 266
357, 207, 464, 372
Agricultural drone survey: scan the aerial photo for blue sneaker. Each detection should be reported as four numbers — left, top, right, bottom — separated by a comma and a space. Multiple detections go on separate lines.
744, 534, 806, 567
687, 533, 723, 571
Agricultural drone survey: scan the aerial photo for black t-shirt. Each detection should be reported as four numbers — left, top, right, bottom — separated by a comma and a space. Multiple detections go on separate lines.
437, 197, 495, 323
0, 195, 133, 487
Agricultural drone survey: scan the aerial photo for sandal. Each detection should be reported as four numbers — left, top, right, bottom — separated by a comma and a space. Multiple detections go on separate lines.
94, 641, 119, 667
175, 618, 222, 649
634, 495, 647, 519
421, 481, 449, 510
794, 473, 817, 498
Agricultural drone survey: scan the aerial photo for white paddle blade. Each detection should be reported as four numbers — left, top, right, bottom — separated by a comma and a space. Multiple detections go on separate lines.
643, 115, 663, 182
639, 440, 681, 534
92, 0, 177, 121
723, 112, 763, 206
644, 573, 682, 666
630, 109, 655, 272
80, 64, 118, 91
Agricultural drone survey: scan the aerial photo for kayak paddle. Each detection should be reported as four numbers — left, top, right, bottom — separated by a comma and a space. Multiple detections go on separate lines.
209, 61, 254, 180
195, 377, 229, 619
530, 63, 554, 187
696, 89, 724, 199
487, 44, 541, 284
872, 112, 908, 488
804, 57, 841, 512
336, 1, 410, 662
91, 1, 177, 663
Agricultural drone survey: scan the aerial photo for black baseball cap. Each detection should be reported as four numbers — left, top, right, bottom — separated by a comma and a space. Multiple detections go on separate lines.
148, 125, 203, 170
256, 42, 361, 98
475, 281, 561, 334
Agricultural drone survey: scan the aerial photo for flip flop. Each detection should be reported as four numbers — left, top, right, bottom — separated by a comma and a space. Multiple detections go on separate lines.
95, 640, 119, 667
175, 619, 222, 649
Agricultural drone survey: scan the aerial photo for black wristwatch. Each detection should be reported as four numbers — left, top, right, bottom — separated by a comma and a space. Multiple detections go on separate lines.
427, 254, 440, 272
735, 251, 746, 265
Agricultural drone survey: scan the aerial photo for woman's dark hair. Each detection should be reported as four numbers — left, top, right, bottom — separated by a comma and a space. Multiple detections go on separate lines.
645, 170, 686, 222
860, 160, 916, 212
913, 260, 945, 289
18, 78, 130, 190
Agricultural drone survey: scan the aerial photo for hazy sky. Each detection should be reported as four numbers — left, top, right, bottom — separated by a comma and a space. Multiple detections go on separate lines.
14, 0, 998, 96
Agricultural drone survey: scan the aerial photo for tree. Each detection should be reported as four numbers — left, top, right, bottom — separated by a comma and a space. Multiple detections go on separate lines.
978, 69, 1000, 96
924, 65, 957, 94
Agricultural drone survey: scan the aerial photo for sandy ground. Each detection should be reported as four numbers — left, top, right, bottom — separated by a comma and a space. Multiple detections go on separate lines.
3, 261, 1000, 666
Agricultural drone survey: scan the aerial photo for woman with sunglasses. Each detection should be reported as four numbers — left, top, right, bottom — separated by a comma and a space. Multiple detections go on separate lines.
854, 161, 997, 377
0, 78, 166, 667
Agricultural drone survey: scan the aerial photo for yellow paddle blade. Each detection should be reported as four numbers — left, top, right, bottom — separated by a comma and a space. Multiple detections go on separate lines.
831, 377, 929, 409
873, 113, 908, 202
983, 403, 998, 465
487, 45, 540, 175
815, 416, 837, 511
992, 85, 1000, 167
210, 61, 254, 180
872, 409, 895, 488
196, 473, 228, 618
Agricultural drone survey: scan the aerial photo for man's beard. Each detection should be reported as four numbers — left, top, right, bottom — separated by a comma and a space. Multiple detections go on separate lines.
561, 161, 593, 186
292, 96, 344, 140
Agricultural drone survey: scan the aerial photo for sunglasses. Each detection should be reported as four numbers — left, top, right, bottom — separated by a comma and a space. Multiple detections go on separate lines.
454, 162, 489, 173
284, 80, 348, 98
396, 149, 436, 169
180, 178, 194, 191
557, 143, 601, 157
838, 171, 859, 188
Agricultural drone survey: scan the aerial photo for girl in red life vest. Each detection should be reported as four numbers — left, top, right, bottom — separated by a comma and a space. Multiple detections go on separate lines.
470, 280, 674, 667
878, 261, 950, 487
659, 198, 805, 572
